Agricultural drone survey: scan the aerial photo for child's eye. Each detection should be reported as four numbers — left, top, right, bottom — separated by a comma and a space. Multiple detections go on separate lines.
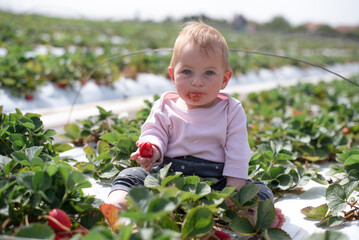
183, 70, 191, 75
205, 70, 215, 76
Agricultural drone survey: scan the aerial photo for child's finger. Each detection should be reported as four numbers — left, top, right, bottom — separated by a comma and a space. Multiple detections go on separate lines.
130, 151, 140, 160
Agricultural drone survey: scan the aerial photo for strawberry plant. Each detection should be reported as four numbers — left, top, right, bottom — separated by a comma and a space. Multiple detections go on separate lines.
301, 147, 359, 227
0, 109, 105, 236
97, 164, 291, 240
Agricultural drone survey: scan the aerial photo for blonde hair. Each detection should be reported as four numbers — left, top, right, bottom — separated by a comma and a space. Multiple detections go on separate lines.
169, 21, 231, 71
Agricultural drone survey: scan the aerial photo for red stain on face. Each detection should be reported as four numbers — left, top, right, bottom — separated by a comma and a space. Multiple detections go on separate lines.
187, 92, 203, 102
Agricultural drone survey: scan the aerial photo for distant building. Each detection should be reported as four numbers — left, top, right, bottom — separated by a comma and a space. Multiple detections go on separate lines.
233, 14, 247, 31
306, 23, 322, 33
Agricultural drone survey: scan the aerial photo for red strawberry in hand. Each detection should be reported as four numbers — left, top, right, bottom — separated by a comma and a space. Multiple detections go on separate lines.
48, 208, 72, 232
139, 142, 154, 158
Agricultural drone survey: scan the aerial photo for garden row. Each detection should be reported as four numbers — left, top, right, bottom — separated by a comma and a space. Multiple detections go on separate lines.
1, 11, 359, 99
1, 77, 358, 239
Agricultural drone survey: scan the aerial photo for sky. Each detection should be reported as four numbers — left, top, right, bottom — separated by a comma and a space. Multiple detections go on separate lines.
0, 0, 358, 27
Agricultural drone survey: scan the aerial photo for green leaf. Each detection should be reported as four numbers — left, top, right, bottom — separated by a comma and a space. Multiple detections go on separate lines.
344, 154, 359, 166
277, 174, 292, 189
147, 197, 177, 215
305, 230, 349, 240
18, 117, 35, 129
254, 199, 275, 231
159, 215, 179, 232
237, 184, 260, 205
100, 132, 120, 145
97, 164, 119, 179
161, 173, 182, 187
326, 184, 346, 213
16, 172, 34, 190
64, 123, 80, 139
301, 204, 328, 220
32, 171, 51, 191
0, 155, 12, 172
25, 146, 43, 160
181, 206, 214, 238
83, 145, 97, 161
53, 143, 73, 153
9, 133, 25, 149
266, 228, 291, 240
97, 140, 110, 154
231, 216, 255, 236
128, 186, 153, 212
15, 223, 54, 239
144, 173, 161, 188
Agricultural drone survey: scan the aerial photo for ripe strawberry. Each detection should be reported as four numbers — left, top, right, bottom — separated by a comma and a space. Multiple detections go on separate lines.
73, 226, 88, 236
48, 209, 72, 232
139, 142, 153, 158
293, 110, 302, 116
54, 232, 73, 240
342, 128, 350, 134
56, 82, 67, 89
215, 230, 231, 239
25, 93, 34, 101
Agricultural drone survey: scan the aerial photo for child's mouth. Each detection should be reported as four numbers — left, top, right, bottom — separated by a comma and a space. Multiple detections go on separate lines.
186, 92, 203, 102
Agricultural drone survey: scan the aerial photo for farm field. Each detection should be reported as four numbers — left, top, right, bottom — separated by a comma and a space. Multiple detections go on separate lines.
1, 12, 359, 240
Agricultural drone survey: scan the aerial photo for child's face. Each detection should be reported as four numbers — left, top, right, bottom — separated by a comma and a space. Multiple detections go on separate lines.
168, 44, 232, 110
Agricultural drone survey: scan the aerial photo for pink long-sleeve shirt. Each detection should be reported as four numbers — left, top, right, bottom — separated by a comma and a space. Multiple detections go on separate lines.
139, 91, 251, 179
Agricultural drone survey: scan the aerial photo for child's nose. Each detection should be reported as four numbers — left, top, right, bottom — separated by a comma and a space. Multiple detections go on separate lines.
192, 77, 204, 87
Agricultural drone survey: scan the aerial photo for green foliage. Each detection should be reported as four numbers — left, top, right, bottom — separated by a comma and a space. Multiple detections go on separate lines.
1, 78, 359, 238
115, 164, 288, 239
301, 147, 359, 227
0, 110, 104, 235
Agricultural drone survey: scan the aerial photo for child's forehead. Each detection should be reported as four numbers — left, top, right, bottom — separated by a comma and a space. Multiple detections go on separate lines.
179, 43, 222, 58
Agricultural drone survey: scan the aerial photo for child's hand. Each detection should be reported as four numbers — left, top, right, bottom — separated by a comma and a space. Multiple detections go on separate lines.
130, 141, 160, 171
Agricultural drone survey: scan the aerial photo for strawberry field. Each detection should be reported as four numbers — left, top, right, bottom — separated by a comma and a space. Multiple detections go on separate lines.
1, 12, 359, 240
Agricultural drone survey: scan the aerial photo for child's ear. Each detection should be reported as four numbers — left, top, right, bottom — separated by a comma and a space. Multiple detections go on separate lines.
168, 67, 175, 82
221, 70, 232, 89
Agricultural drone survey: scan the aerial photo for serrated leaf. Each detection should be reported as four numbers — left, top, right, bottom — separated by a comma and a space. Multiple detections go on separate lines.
32, 171, 51, 191
304, 230, 349, 240
230, 216, 255, 236
100, 132, 120, 145
128, 186, 153, 212
144, 173, 161, 188
64, 123, 80, 139
301, 204, 328, 220
254, 199, 275, 231
97, 140, 110, 154
237, 184, 260, 205
344, 154, 359, 166
83, 145, 97, 161
266, 228, 291, 240
326, 184, 346, 213
25, 146, 43, 160
277, 174, 292, 189
181, 206, 214, 238
97, 164, 119, 179
15, 223, 54, 239
100, 203, 120, 231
